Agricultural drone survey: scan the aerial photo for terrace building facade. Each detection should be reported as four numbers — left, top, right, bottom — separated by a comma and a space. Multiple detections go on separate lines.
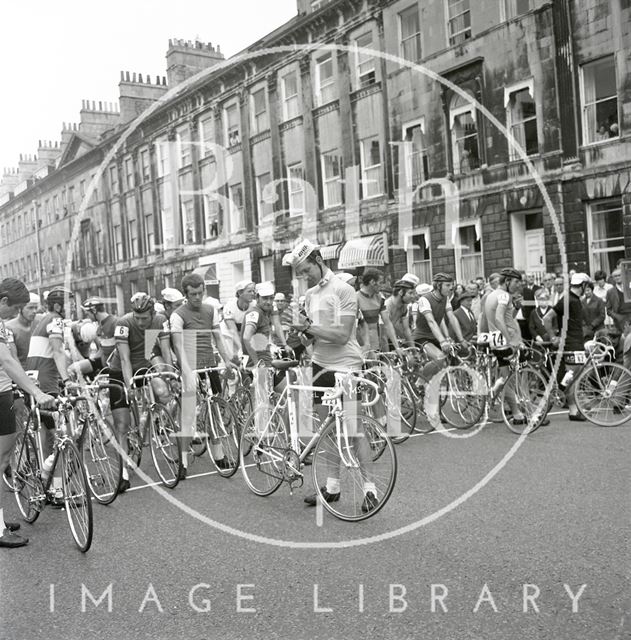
0, 0, 629, 313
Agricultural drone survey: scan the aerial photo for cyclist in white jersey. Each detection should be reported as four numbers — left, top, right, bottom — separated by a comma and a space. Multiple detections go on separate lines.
0, 279, 55, 548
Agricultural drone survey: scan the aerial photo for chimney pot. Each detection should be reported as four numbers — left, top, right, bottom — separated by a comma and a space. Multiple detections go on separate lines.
99, 100, 103, 110
139, 73, 143, 83
126, 71, 130, 81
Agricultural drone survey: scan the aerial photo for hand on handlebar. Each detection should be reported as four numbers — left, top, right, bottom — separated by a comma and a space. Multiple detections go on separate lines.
440, 340, 454, 354
35, 392, 56, 410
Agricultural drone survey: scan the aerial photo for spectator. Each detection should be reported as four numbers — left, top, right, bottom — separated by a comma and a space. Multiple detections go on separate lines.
596, 123, 609, 141
606, 269, 631, 354
552, 276, 564, 306
582, 281, 605, 340
516, 271, 537, 340
451, 291, 477, 341
452, 283, 465, 310
465, 281, 482, 320
593, 269, 613, 302
540, 273, 556, 301
528, 289, 558, 342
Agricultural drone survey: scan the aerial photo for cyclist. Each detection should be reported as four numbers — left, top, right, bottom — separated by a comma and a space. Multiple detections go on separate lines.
356, 268, 402, 356
283, 240, 378, 512
0, 278, 55, 548
223, 280, 256, 361
160, 288, 186, 322
384, 279, 416, 349
170, 273, 238, 476
242, 282, 287, 368
5, 292, 40, 367
413, 273, 465, 381
482, 267, 528, 425
554, 272, 589, 421
108, 292, 173, 492
25, 287, 74, 458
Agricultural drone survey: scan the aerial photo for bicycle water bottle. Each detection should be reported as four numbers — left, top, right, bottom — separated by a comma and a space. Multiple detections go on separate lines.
606, 379, 618, 394
41, 453, 55, 481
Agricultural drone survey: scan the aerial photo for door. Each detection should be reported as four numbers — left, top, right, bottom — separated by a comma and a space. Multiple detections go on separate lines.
525, 229, 545, 273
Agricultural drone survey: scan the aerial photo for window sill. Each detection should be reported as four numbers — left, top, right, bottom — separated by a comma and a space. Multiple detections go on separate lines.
579, 137, 620, 149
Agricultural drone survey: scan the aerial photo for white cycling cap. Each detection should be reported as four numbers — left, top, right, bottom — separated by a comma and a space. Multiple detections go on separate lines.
282, 238, 320, 267
274, 292, 286, 301
235, 279, 255, 294
256, 281, 275, 297
336, 272, 355, 284
29, 292, 41, 305
416, 283, 432, 295
401, 273, 420, 287
161, 287, 185, 303
570, 272, 590, 286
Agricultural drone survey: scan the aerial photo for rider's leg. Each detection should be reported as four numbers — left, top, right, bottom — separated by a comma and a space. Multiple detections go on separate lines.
420, 343, 447, 382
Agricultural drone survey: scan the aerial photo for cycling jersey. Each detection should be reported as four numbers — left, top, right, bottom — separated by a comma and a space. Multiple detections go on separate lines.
483, 289, 521, 347
306, 271, 363, 372
26, 313, 65, 394
70, 321, 93, 359
413, 292, 452, 343
170, 302, 218, 369
358, 291, 385, 351
109, 312, 169, 373
242, 303, 275, 365
222, 298, 253, 332
0, 319, 13, 393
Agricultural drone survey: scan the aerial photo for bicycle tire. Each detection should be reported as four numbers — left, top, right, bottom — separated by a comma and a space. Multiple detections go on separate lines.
239, 408, 288, 496
230, 385, 253, 436
437, 366, 487, 430
207, 397, 240, 477
312, 414, 397, 522
574, 361, 631, 426
13, 430, 44, 523
60, 440, 94, 552
389, 377, 417, 444
126, 404, 144, 469
149, 403, 182, 488
81, 414, 122, 505
501, 367, 549, 435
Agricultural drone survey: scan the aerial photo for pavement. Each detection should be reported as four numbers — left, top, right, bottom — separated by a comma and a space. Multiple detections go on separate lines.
0, 409, 629, 640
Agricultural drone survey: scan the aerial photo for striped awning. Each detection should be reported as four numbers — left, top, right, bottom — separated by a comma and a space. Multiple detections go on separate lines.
338, 233, 388, 269
319, 243, 342, 261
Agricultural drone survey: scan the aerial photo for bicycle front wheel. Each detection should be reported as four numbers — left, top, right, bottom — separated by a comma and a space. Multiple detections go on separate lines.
13, 430, 44, 523
389, 378, 418, 445
207, 397, 240, 477
312, 415, 397, 522
437, 366, 487, 430
149, 404, 182, 488
575, 362, 631, 426
82, 415, 122, 505
60, 440, 94, 552
501, 367, 549, 435
239, 408, 288, 496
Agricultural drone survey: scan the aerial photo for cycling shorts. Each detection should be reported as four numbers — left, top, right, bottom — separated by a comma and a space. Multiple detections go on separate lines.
0, 390, 16, 436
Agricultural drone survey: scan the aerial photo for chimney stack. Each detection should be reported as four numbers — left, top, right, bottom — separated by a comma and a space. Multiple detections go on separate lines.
118, 70, 168, 124
166, 38, 224, 87
78, 99, 120, 138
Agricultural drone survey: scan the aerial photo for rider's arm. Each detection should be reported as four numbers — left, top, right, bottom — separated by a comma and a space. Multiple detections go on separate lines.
116, 342, 134, 390
494, 295, 512, 342
158, 334, 173, 368
169, 319, 190, 375
242, 324, 260, 365
223, 319, 241, 355
65, 325, 83, 362
49, 334, 70, 383
417, 297, 448, 345
212, 328, 237, 366
380, 307, 401, 350
271, 313, 287, 348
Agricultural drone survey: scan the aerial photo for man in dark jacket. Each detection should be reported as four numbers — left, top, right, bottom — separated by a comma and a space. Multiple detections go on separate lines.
582, 281, 605, 340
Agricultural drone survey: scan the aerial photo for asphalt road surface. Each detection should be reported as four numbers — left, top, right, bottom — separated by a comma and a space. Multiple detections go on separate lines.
1, 409, 629, 640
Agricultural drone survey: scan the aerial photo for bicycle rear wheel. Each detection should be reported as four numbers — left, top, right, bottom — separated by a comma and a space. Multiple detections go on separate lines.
207, 397, 240, 477
81, 415, 122, 505
149, 404, 182, 488
574, 362, 631, 426
312, 414, 397, 521
501, 367, 549, 435
239, 408, 287, 496
13, 430, 44, 523
60, 440, 93, 552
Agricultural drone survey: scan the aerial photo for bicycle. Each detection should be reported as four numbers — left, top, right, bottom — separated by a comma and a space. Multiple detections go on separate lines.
239, 359, 396, 521
72, 377, 123, 505
11, 387, 94, 552
186, 366, 240, 477
571, 340, 631, 426
467, 337, 550, 435
126, 368, 182, 488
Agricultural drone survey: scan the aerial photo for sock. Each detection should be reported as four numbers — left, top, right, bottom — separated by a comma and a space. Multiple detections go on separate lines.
0, 507, 4, 535
181, 451, 188, 469
121, 466, 129, 481
326, 478, 340, 494
363, 482, 377, 496
210, 444, 224, 460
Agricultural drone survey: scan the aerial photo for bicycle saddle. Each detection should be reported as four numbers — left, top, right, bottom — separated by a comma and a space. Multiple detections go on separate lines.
271, 359, 299, 370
